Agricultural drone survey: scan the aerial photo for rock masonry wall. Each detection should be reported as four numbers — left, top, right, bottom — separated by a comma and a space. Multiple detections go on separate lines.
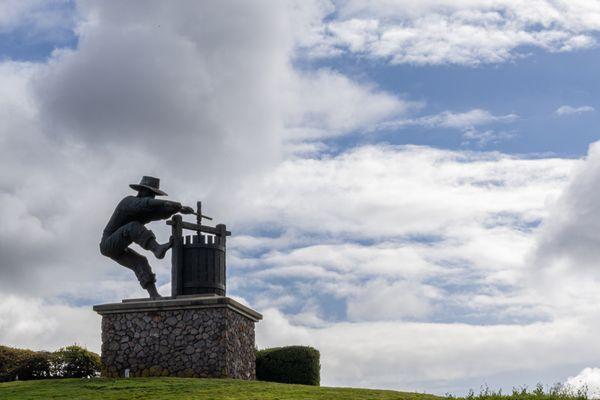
100, 307, 256, 379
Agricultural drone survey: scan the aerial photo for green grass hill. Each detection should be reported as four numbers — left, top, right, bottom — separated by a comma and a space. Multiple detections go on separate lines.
0, 377, 440, 400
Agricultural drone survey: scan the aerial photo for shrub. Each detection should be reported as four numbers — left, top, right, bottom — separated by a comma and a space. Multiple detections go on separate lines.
0, 346, 37, 382
52, 345, 101, 378
256, 345, 320, 386
0, 345, 101, 381
15, 351, 52, 380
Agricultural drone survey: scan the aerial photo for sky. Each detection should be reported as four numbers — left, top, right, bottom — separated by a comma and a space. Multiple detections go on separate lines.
3, 0, 600, 396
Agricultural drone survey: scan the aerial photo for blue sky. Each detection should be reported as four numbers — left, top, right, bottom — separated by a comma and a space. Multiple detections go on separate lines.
0, 0, 76, 61
308, 47, 600, 156
3, 0, 600, 395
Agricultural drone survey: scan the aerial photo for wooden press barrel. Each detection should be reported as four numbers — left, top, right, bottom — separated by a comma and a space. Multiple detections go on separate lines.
180, 233, 226, 296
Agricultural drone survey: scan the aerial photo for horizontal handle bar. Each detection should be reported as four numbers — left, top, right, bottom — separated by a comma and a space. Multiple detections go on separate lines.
167, 220, 231, 236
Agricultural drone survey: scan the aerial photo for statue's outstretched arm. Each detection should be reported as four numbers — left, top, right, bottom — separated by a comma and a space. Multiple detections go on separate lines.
145, 198, 183, 219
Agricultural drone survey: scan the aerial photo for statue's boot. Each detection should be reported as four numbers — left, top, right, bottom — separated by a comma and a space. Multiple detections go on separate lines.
113, 248, 161, 298
146, 238, 172, 260
145, 282, 162, 299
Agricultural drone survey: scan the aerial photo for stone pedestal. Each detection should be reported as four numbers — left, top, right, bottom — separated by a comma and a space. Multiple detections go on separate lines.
93, 296, 262, 379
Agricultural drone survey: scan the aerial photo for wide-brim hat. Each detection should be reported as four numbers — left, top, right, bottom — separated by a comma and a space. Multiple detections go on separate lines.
130, 176, 168, 196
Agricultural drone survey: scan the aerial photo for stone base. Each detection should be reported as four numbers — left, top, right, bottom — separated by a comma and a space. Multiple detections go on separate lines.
93, 296, 262, 379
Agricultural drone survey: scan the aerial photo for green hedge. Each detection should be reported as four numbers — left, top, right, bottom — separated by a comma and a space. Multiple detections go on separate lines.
15, 352, 52, 380
0, 346, 36, 382
0, 345, 100, 381
256, 346, 320, 386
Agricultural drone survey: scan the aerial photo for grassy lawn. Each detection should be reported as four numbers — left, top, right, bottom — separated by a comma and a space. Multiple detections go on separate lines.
0, 377, 441, 400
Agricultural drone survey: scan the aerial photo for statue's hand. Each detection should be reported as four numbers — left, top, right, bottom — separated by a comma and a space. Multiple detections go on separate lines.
180, 206, 195, 214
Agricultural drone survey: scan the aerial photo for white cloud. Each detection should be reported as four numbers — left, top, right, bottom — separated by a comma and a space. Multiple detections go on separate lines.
376, 109, 518, 144
566, 367, 600, 398
229, 145, 570, 239
461, 129, 515, 146
379, 109, 518, 130
417, 109, 518, 129
345, 279, 440, 321
226, 145, 575, 330
529, 142, 600, 319
284, 68, 414, 140
35, 0, 293, 182
555, 105, 595, 116
307, 0, 600, 65
0, 295, 99, 352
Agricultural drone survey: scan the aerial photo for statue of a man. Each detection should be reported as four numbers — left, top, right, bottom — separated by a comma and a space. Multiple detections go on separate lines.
99, 176, 193, 298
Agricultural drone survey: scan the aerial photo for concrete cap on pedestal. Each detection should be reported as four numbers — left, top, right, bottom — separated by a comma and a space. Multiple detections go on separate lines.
93, 295, 262, 322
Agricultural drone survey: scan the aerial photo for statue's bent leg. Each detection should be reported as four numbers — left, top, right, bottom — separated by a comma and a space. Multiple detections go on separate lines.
121, 221, 156, 249
100, 222, 152, 257
121, 222, 171, 259
100, 225, 162, 298
112, 248, 156, 289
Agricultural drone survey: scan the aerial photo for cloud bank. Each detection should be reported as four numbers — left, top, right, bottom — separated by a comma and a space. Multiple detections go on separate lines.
310, 0, 600, 65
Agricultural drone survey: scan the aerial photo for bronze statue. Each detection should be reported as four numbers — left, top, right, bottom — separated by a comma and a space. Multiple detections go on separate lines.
99, 176, 193, 298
